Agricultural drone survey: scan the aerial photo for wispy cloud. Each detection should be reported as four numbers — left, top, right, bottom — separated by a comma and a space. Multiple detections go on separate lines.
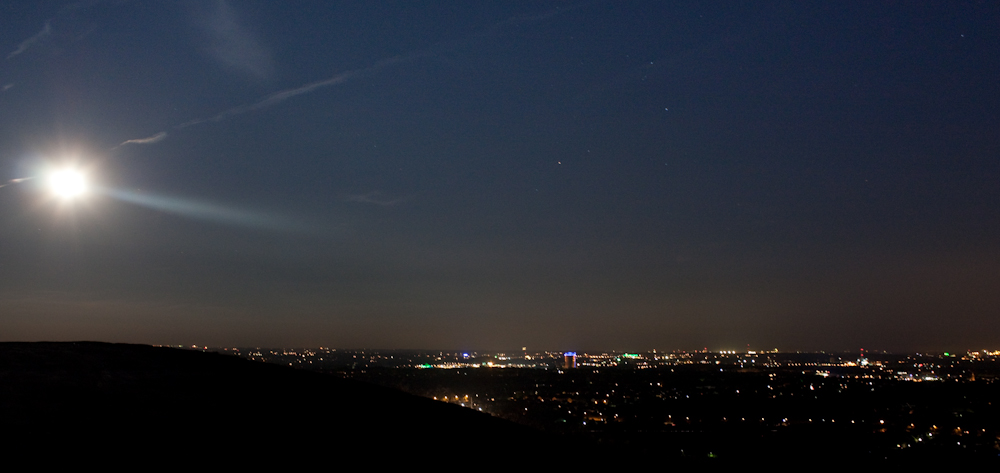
198, 0, 274, 80
0, 177, 34, 189
6, 1, 120, 60
125, 3, 577, 141
7, 21, 52, 59
346, 192, 408, 207
177, 53, 423, 129
118, 131, 168, 147
2, 84, 13, 92
174, 4, 576, 129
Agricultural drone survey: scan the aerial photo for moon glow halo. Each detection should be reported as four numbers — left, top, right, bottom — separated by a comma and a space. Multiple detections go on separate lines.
48, 169, 88, 199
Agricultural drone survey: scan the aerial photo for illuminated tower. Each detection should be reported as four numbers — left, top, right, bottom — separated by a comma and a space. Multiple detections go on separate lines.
563, 352, 577, 369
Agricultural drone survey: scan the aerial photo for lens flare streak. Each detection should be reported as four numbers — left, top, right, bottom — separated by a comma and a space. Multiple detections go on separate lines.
102, 188, 300, 231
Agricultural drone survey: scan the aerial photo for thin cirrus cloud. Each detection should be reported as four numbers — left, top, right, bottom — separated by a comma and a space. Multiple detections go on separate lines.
173, 4, 570, 129
116, 53, 423, 146
115, 4, 573, 145
5, 0, 104, 59
198, 0, 274, 80
177, 53, 423, 129
6, 20, 51, 59
0, 177, 34, 190
117, 131, 168, 147
171, 4, 571, 131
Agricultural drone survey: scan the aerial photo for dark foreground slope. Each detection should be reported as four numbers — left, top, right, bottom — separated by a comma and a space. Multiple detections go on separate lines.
0, 342, 561, 465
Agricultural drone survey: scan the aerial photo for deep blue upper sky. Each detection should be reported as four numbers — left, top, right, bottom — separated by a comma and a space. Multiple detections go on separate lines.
1, 1, 997, 351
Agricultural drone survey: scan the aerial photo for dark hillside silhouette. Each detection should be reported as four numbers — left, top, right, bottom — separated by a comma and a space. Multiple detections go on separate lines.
0, 342, 555, 465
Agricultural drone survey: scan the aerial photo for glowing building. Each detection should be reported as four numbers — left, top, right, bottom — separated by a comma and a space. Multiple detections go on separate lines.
564, 352, 577, 369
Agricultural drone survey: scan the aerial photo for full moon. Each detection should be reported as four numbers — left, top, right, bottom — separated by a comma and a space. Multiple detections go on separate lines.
49, 169, 88, 199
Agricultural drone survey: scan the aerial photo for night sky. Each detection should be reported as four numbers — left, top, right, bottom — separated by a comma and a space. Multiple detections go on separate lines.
1, 1, 997, 351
